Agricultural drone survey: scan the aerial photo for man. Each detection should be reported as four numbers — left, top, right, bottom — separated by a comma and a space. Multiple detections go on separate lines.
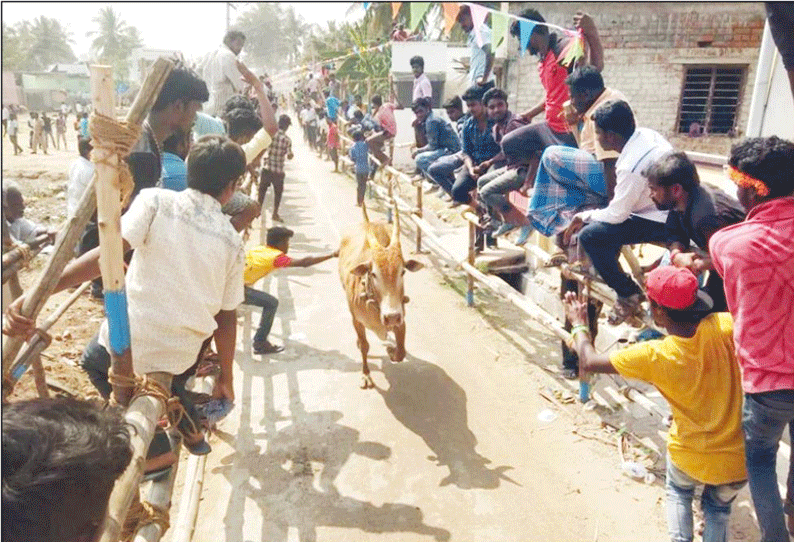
348, 94, 366, 120
438, 85, 500, 207
646, 151, 745, 311
709, 136, 794, 542
456, 5, 495, 88
501, 9, 603, 189
526, 65, 626, 242
204, 30, 246, 116
32, 112, 46, 155
411, 55, 433, 101
367, 94, 398, 168
244, 226, 338, 354
55, 111, 67, 151
567, 100, 671, 324
259, 114, 294, 222
2, 398, 132, 542
67, 138, 95, 217
159, 129, 191, 192
424, 96, 467, 196
765, 2, 794, 102
324, 88, 340, 122
5, 135, 250, 456
2, 183, 52, 244
411, 97, 460, 179
7, 112, 23, 155
563, 266, 747, 542
2, 104, 8, 136
475, 87, 531, 243
410, 55, 433, 148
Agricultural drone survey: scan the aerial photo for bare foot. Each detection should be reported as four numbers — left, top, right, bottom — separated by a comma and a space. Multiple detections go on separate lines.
360, 374, 375, 389
272, 214, 283, 222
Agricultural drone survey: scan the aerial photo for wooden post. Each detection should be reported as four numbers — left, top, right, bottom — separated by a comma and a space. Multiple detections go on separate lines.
97, 372, 171, 542
91, 64, 135, 405
415, 182, 423, 253
467, 221, 476, 307
579, 279, 592, 403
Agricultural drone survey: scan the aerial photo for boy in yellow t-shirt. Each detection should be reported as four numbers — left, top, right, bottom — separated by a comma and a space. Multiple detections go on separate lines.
563, 266, 746, 542
243, 226, 337, 355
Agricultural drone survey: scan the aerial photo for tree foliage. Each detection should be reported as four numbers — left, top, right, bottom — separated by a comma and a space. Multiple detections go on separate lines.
2, 16, 77, 71
87, 7, 144, 82
233, 3, 311, 74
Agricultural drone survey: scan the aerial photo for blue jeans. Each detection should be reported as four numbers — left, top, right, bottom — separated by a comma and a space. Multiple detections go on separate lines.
744, 389, 794, 542
427, 153, 464, 194
415, 148, 451, 175
578, 216, 668, 299
244, 286, 278, 345
665, 457, 746, 542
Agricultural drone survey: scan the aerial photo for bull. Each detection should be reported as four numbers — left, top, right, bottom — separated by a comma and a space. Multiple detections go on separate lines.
338, 204, 423, 388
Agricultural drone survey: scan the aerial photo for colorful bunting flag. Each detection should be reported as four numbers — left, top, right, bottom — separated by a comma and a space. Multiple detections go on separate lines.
518, 19, 535, 56
559, 30, 586, 68
442, 3, 459, 36
467, 2, 489, 47
491, 11, 508, 49
362, 2, 370, 9
409, 2, 431, 32
391, 2, 401, 20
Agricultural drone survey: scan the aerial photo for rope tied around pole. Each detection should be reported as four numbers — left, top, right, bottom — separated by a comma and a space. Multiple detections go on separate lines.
89, 113, 142, 207
108, 370, 170, 414
121, 488, 171, 542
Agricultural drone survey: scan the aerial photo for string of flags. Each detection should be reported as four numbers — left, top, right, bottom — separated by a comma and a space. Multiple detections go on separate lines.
269, 42, 391, 85
380, 2, 585, 65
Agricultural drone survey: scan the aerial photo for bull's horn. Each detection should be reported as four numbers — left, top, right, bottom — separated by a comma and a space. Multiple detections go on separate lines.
361, 201, 371, 224
389, 204, 400, 248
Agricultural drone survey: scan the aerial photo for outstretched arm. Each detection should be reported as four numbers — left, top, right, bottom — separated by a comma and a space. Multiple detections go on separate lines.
288, 250, 339, 268
562, 292, 618, 374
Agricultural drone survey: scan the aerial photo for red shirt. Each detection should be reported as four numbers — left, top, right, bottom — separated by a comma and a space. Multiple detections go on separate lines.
538, 49, 570, 133
327, 123, 339, 148
375, 103, 397, 137
709, 197, 794, 394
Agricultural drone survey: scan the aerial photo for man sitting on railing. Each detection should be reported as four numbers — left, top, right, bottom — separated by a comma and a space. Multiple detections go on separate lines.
646, 151, 745, 312
564, 100, 672, 324
367, 94, 398, 170
430, 85, 500, 213
410, 97, 460, 180
2, 398, 133, 542
563, 267, 747, 542
423, 96, 468, 196
475, 87, 532, 245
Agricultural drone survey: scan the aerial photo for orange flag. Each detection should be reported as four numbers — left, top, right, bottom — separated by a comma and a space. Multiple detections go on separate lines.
442, 3, 459, 36
391, 2, 401, 20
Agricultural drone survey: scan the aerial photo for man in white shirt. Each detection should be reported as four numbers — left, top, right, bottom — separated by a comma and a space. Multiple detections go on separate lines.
411, 56, 432, 102
67, 138, 95, 217
456, 5, 495, 88
565, 99, 671, 323
204, 30, 246, 117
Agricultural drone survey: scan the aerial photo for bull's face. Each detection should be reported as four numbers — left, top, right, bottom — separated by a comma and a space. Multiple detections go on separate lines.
352, 207, 423, 328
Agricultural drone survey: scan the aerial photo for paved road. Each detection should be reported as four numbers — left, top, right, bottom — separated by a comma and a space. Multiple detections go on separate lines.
174, 132, 750, 542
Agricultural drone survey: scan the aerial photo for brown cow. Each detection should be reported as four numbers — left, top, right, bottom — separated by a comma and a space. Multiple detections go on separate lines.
338, 204, 423, 388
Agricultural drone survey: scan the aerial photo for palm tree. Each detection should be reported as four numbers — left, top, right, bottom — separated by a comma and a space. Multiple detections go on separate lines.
87, 7, 143, 81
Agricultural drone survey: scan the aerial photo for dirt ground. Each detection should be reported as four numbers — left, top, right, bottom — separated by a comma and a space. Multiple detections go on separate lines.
2, 116, 762, 541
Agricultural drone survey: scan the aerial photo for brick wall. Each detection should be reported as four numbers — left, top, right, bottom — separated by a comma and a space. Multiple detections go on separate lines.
505, 2, 766, 155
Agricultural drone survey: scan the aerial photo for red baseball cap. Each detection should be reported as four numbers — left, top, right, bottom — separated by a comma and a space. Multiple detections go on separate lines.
645, 266, 713, 312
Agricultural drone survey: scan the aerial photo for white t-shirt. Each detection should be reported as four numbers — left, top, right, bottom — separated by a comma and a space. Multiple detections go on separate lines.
412, 73, 433, 101
578, 128, 671, 225
67, 156, 95, 217
98, 188, 245, 375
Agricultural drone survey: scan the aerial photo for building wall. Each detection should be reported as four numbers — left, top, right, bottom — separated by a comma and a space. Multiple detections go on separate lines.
505, 2, 765, 155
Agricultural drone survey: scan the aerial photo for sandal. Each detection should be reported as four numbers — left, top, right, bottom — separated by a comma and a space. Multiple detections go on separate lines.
544, 250, 568, 267
608, 294, 644, 325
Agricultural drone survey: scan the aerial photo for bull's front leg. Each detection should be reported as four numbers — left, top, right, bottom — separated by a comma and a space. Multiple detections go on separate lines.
387, 323, 407, 362
353, 319, 375, 389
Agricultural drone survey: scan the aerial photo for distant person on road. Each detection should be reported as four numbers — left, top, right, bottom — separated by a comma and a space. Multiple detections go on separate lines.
327, 117, 340, 173
243, 226, 338, 355
259, 114, 293, 223
42, 112, 56, 150
55, 112, 68, 150
564, 266, 747, 542
7, 113, 23, 155
349, 130, 370, 207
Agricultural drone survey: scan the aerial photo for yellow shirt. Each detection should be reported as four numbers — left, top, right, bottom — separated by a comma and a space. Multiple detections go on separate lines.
609, 313, 746, 485
243, 245, 289, 285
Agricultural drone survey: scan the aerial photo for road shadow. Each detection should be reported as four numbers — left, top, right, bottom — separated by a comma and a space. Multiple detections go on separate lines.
376, 352, 518, 490
214, 409, 450, 542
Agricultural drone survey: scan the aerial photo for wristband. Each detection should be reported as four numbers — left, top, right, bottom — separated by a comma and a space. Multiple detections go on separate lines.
571, 324, 590, 337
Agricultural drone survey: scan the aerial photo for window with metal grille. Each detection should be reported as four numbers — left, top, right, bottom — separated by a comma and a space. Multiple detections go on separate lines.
677, 66, 746, 135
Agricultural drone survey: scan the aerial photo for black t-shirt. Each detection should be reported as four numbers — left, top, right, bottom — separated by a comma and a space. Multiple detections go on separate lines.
126, 124, 162, 205
665, 185, 746, 249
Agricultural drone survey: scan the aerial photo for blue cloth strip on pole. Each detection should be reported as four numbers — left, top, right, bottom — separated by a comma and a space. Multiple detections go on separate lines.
104, 290, 131, 355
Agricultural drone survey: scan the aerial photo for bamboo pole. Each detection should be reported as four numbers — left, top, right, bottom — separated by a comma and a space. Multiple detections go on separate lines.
97, 372, 171, 542
467, 220, 476, 307
133, 434, 181, 542
4, 282, 91, 399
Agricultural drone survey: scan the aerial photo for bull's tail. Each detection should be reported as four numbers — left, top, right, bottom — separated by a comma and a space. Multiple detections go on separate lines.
361, 200, 371, 225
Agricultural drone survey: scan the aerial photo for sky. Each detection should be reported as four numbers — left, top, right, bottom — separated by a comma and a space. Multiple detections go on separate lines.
2, 2, 361, 62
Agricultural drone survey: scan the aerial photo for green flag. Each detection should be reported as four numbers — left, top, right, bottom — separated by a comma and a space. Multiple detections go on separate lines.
491, 11, 509, 49
409, 2, 431, 32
